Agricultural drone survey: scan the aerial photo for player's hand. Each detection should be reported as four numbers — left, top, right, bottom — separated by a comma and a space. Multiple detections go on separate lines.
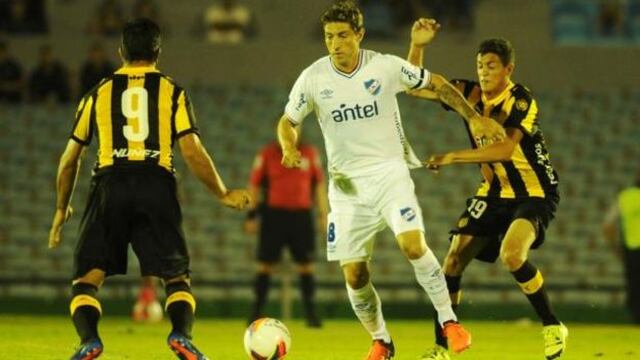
220, 189, 253, 210
244, 218, 259, 235
470, 116, 506, 144
411, 18, 441, 47
48, 206, 73, 249
281, 147, 302, 168
423, 153, 453, 172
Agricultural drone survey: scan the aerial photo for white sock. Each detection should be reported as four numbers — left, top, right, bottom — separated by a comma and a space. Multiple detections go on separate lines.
409, 249, 457, 326
346, 282, 391, 343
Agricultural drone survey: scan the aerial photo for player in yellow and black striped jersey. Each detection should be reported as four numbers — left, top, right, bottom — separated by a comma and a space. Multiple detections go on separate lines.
48, 18, 252, 360
407, 31, 568, 360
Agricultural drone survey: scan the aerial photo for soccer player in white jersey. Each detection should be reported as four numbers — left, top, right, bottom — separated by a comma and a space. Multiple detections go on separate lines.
277, 2, 502, 359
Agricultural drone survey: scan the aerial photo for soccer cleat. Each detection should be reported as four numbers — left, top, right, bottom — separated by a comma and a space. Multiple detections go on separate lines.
420, 345, 450, 360
364, 339, 395, 360
543, 323, 568, 359
167, 332, 209, 360
442, 322, 471, 354
69, 338, 103, 360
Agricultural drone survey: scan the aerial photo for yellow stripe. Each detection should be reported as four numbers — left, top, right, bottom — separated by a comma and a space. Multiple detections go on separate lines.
521, 100, 538, 134
512, 145, 545, 197
73, 96, 94, 142
70, 295, 102, 315
165, 291, 196, 313
492, 163, 516, 199
96, 81, 114, 167
519, 270, 544, 295
174, 91, 192, 133
158, 78, 174, 172
450, 291, 462, 306
126, 76, 146, 161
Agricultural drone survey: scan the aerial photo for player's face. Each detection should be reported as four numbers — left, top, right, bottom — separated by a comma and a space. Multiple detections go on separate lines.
477, 53, 513, 93
324, 22, 364, 67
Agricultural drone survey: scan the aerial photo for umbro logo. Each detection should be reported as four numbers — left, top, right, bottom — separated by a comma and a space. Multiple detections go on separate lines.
320, 88, 333, 99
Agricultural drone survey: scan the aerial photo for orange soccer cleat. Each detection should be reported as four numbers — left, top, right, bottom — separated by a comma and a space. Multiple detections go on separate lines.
443, 322, 472, 354
364, 339, 395, 360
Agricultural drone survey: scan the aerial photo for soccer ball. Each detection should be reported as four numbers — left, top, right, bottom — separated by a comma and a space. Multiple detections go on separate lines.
243, 318, 291, 359
132, 299, 164, 323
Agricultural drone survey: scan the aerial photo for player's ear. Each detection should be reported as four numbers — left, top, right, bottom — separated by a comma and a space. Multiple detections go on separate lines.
118, 46, 125, 63
356, 27, 365, 42
506, 62, 515, 76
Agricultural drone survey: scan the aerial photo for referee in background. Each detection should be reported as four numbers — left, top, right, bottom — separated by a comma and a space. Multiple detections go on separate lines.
244, 137, 328, 327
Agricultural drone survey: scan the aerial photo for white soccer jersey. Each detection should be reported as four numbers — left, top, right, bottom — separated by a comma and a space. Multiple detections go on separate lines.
284, 49, 431, 177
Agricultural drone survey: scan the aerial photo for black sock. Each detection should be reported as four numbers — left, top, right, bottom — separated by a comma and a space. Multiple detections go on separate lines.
299, 273, 316, 315
70, 283, 101, 344
252, 273, 271, 319
165, 282, 195, 338
435, 275, 462, 348
511, 261, 559, 326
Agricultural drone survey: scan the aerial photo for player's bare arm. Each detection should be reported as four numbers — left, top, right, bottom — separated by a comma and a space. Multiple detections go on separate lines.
277, 114, 302, 168
178, 133, 252, 209
49, 139, 85, 249
315, 179, 329, 234
425, 127, 524, 170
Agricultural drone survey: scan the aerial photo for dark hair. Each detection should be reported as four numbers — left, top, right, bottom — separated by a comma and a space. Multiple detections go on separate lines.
478, 38, 515, 66
320, 1, 363, 32
121, 18, 161, 62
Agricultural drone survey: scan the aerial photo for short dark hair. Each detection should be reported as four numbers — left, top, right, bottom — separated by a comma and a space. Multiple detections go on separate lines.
320, 1, 363, 32
121, 18, 161, 62
478, 38, 515, 66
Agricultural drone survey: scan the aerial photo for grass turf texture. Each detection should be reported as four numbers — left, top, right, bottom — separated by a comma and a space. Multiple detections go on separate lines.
0, 316, 638, 359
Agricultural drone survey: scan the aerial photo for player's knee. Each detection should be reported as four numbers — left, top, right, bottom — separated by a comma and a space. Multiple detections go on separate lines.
164, 274, 190, 286
443, 253, 462, 275
73, 268, 106, 288
397, 231, 427, 260
343, 264, 369, 289
499, 249, 526, 271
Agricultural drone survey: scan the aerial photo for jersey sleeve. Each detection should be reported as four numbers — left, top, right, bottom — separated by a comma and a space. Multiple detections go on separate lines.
284, 68, 314, 125
386, 55, 431, 93
70, 95, 94, 146
249, 148, 267, 187
503, 88, 539, 135
174, 89, 199, 138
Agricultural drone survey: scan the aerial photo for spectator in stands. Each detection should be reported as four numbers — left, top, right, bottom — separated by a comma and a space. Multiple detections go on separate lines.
87, 0, 125, 37
244, 137, 328, 328
0, 41, 24, 103
429, 0, 474, 31
28, 45, 71, 103
133, 0, 164, 30
204, 0, 256, 44
602, 169, 640, 324
359, 0, 395, 38
79, 43, 115, 96
0, 0, 48, 34
598, 0, 626, 37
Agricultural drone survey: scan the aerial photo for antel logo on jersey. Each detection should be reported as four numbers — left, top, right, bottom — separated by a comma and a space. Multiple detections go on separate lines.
331, 101, 379, 122
400, 207, 417, 222
364, 79, 382, 95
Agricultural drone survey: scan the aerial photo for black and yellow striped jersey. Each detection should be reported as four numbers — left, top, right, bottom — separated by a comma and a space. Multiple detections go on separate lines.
70, 65, 198, 174
445, 80, 559, 199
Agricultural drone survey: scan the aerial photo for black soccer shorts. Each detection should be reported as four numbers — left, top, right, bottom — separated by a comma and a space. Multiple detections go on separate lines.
258, 208, 315, 264
73, 166, 190, 279
449, 194, 559, 263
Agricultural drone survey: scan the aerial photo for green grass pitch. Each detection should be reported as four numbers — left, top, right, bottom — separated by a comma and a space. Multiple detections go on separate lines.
1, 315, 638, 359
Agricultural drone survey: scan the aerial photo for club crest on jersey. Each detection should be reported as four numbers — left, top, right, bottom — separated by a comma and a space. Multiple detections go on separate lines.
320, 88, 334, 99
400, 207, 416, 222
363, 79, 382, 95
